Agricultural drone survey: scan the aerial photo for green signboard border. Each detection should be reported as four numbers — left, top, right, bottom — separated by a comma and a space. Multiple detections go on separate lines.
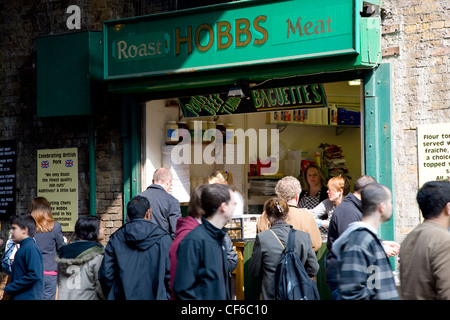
103, 0, 362, 81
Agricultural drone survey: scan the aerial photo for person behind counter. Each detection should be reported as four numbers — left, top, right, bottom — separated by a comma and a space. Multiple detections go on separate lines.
308, 175, 350, 239
298, 164, 328, 210
256, 176, 322, 252
249, 197, 319, 300
208, 169, 244, 217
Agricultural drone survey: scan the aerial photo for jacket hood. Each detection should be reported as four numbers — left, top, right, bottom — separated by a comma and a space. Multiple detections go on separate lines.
331, 221, 377, 259
55, 241, 104, 275
175, 216, 199, 238
122, 219, 168, 251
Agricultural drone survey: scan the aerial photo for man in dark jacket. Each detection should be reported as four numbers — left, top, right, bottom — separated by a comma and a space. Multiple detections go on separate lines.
173, 184, 235, 300
99, 195, 172, 300
325, 175, 376, 299
5, 215, 44, 300
139, 168, 181, 239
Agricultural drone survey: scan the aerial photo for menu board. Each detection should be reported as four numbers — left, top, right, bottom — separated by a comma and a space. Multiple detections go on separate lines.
37, 148, 78, 231
0, 140, 16, 219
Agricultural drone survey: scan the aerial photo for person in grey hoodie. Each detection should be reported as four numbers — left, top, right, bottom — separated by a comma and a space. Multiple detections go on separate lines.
331, 183, 399, 300
55, 216, 105, 300
99, 195, 172, 300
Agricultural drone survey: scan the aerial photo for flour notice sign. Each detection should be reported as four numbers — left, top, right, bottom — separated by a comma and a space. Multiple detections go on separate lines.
37, 148, 78, 231
417, 123, 450, 188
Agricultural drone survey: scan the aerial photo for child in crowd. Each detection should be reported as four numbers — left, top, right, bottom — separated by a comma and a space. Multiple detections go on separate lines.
4, 215, 44, 300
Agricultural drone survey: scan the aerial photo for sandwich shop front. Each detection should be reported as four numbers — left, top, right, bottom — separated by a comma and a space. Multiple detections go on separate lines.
36, 0, 392, 300
101, 0, 393, 299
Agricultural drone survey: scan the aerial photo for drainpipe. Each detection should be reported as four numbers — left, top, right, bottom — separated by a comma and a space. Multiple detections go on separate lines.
89, 117, 96, 216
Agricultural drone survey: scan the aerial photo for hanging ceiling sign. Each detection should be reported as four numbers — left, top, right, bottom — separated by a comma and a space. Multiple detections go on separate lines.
104, 0, 361, 80
179, 83, 327, 118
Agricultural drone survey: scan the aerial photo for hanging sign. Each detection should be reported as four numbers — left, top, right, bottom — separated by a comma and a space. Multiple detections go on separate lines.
37, 148, 78, 231
179, 83, 327, 118
0, 140, 16, 220
417, 123, 450, 187
104, 0, 360, 80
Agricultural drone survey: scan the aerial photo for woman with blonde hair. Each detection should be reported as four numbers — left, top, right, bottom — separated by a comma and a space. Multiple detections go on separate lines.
308, 175, 350, 239
208, 169, 244, 216
31, 198, 66, 300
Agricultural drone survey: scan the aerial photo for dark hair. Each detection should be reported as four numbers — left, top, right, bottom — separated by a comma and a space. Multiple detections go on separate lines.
75, 216, 101, 241
200, 183, 232, 218
127, 195, 150, 220
264, 197, 289, 225
354, 175, 376, 193
361, 183, 391, 217
188, 184, 206, 218
10, 215, 37, 237
417, 180, 450, 219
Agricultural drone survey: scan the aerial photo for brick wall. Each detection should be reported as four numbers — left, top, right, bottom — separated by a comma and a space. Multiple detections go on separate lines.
381, 0, 450, 242
0, 0, 175, 243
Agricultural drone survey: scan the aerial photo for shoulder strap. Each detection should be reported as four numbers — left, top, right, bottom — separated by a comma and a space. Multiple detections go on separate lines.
287, 228, 296, 253
269, 230, 285, 250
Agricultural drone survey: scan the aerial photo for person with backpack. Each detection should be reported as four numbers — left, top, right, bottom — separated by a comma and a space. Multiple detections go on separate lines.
249, 197, 319, 300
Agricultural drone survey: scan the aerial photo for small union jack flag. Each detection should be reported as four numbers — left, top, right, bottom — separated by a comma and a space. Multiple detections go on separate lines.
41, 161, 49, 168
65, 159, 74, 167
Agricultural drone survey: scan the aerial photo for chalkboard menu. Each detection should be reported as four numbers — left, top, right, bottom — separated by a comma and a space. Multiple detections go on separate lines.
0, 140, 16, 220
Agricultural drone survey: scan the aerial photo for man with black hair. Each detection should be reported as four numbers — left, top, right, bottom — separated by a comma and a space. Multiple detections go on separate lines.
399, 180, 450, 300
332, 183, 399, 300
4, 215, 44, 300
99, 195, 172, 300
173, 183, 235, 300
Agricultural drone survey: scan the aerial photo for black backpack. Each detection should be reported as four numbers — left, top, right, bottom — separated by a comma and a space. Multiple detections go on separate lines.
271, 228, 320, 300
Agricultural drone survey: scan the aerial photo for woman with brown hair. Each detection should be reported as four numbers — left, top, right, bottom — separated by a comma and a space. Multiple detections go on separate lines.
249, 197, 319, 300
31, 197, 66, 300
298, 164, 328, 209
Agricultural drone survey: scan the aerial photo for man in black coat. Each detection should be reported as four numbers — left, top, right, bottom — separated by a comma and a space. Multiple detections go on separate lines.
139, 168, 181, 239
99, 196, 172, 300
173, 184, 235, 300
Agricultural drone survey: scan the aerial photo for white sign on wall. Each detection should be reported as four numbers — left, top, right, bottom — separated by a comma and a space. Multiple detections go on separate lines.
417, 123, 450, 188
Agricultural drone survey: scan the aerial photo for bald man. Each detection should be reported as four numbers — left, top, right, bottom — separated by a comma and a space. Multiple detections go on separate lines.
139, 168, 181, 239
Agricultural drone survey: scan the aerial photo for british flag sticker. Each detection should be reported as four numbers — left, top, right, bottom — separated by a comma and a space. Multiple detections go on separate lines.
65, 159, 74, 167
41, 161, 49, 168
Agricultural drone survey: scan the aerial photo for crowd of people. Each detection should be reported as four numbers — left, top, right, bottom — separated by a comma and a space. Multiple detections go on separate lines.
1, 165, 449, 300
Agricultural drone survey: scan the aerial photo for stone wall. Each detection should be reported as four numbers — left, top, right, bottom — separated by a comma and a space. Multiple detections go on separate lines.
381, 0, 450, 242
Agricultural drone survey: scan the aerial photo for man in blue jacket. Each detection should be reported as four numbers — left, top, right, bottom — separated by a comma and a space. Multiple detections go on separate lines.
173, 183, 235, 300
5, 215, 44, 300
99, 195, 172, 300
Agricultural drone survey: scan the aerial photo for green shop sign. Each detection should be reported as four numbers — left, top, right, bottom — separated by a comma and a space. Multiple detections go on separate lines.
104, 0, 363, 80
179, 83, 327, 118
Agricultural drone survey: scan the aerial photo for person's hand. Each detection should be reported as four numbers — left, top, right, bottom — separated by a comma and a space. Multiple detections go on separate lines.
382, 241, 400, 257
